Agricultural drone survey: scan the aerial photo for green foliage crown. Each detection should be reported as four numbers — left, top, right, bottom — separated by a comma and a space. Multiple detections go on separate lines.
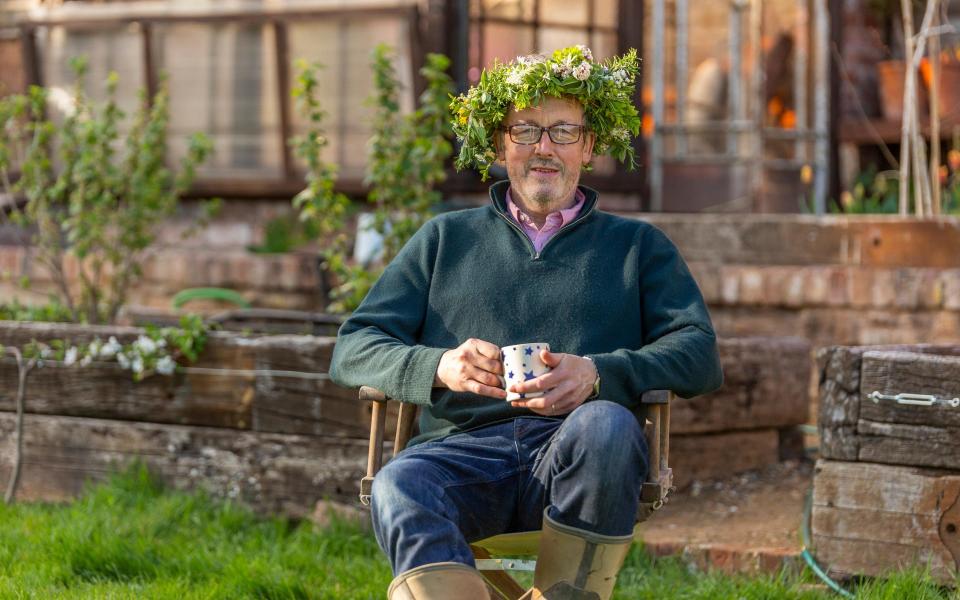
450, 45, 642, 180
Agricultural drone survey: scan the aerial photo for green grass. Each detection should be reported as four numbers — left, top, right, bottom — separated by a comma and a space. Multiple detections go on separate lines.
0, 467, 955, 599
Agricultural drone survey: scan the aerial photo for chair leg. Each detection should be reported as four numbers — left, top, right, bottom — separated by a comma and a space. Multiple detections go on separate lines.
472, 546, 528, 600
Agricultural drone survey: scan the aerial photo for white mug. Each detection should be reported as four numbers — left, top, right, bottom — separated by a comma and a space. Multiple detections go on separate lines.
501, 343, 551, 401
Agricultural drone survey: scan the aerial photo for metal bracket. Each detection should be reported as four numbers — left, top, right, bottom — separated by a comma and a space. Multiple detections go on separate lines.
474, 558, 537, 572
868, 391, 960, 408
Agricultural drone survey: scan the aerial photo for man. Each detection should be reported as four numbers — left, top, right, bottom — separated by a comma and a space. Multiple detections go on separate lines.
330, 46, 723, 599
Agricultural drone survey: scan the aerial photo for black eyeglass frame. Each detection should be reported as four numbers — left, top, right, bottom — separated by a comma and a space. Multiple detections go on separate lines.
504, 123, 587, 145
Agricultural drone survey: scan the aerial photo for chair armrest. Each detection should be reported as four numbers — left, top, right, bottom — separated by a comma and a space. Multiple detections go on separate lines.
360, 386, 388, 402
358, 386, 420, 506
638, 390, 673, 519
360, 388, 389, 506
640, 389, 670, 404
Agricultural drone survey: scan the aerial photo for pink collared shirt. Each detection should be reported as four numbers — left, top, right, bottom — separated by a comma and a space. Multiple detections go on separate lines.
506, 187, 586, 253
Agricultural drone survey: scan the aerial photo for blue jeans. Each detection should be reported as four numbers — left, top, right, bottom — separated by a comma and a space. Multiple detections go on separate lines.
370, 400, 648, 575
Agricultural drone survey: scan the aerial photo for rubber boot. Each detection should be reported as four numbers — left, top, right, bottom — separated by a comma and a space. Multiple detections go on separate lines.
388, 561, 492, 600
520, 511, 634, 600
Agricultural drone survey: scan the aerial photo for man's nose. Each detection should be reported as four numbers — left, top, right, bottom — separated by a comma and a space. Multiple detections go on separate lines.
534, 132, 557, 156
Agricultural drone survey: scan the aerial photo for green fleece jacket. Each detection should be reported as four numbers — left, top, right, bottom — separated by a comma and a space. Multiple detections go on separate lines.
329, 181, 723, 445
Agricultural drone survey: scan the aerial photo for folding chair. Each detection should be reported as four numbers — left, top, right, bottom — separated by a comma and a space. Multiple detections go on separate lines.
359, 387, 674, 600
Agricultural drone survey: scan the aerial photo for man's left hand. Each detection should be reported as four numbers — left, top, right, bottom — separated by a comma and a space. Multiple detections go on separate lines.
509, 350, 597, 416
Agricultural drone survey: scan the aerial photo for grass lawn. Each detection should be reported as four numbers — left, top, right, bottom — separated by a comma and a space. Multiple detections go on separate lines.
0, 467, 954, 599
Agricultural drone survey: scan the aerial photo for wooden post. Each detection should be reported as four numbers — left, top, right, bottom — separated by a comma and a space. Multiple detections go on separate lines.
272, 20, 294, 180
141, 21, 157, 104
18, 25, 40, 88
407, 5, 425, 103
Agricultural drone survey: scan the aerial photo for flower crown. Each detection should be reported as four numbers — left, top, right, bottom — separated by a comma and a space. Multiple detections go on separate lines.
450, 45, 641, 180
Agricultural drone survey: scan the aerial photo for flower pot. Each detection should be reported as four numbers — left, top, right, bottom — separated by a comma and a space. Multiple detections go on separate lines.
877, 59, 928, 122
919, 58, 960, 120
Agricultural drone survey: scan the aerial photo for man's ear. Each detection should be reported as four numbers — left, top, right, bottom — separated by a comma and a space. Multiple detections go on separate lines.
581, 130, 596, 165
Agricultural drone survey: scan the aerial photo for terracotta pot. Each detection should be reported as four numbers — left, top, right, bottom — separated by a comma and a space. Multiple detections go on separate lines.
877, 60, 928, 122
920, 58, 960, 120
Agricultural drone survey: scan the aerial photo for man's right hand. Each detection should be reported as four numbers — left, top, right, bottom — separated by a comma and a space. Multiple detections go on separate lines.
434, 338, 507, 400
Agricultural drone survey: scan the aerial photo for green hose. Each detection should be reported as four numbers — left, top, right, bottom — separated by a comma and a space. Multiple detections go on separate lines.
171, 287, 252, 310
801, 486, 856, 599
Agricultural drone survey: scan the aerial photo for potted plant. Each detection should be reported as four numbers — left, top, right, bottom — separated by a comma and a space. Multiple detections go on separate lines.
871, 0, 928, 121
920, 46, 960, 121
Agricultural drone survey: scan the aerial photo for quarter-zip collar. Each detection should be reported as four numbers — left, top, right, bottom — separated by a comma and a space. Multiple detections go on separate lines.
488, 180, 599, 260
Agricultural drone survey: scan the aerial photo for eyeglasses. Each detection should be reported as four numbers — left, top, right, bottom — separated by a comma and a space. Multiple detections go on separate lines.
506, 123, 585, 145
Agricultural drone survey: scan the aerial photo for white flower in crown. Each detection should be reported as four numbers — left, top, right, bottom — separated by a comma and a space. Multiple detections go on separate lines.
612, 127, 630, 141
506, 68, 526, 86
572, 62, 592, 81
552, 54, 576, 78
517, 54, 546, 66
575, 45, 594, 61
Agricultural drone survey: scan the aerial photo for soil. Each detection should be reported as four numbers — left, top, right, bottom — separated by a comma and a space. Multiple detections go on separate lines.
637, 459, 815, 554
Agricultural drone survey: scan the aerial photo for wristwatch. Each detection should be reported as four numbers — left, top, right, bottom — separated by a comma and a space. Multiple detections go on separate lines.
583, 356, 601, 400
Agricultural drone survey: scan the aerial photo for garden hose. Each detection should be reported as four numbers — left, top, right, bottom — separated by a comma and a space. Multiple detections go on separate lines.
801, 486, 856, 599
171, 287, 251, 310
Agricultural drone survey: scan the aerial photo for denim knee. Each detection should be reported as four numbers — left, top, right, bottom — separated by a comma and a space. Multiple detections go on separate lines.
565, 400, 648, 477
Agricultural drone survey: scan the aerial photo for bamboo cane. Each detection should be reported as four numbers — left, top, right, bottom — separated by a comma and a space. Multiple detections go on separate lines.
900, 0, 915, 215
929, 0, 942, 215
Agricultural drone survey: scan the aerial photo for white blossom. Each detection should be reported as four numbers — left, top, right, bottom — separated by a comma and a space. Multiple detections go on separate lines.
131, 355, 144, 375
116, 352, 131, 369
79, 354, 93, 367
156, 355, 176, 376
40, 346, 52, 359
575, 45, 594, 61
63, 347, 78, 366
612, 69, 629, 84
572, 62, 592, 81
100, 336, 122, 359
87, 338, 102, 358
611, 127, 631, 141
134, 335, 157, 355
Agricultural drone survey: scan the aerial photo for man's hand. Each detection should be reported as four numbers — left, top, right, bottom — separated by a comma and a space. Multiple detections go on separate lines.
434, 338, 507, 400
509, 350, 597, 416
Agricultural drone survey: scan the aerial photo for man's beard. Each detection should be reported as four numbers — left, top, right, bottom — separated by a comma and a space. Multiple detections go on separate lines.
525, 160, 567, 208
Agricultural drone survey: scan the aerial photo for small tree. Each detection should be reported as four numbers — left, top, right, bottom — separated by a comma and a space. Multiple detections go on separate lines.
0, 58, 216, 324
292, 47, 454, 313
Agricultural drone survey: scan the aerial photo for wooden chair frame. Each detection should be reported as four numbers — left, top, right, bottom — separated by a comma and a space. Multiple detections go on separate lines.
359, 388, 674, 600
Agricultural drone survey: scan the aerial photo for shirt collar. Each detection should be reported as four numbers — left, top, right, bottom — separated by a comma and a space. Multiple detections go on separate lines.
505, 187, 587, 230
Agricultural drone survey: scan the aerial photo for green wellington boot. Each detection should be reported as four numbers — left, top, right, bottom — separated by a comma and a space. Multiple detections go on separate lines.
388, 561, 492, 600
520, 511, 634, 600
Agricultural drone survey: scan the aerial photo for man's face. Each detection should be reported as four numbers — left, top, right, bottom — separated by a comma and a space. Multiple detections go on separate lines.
501, 97, 595, 215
